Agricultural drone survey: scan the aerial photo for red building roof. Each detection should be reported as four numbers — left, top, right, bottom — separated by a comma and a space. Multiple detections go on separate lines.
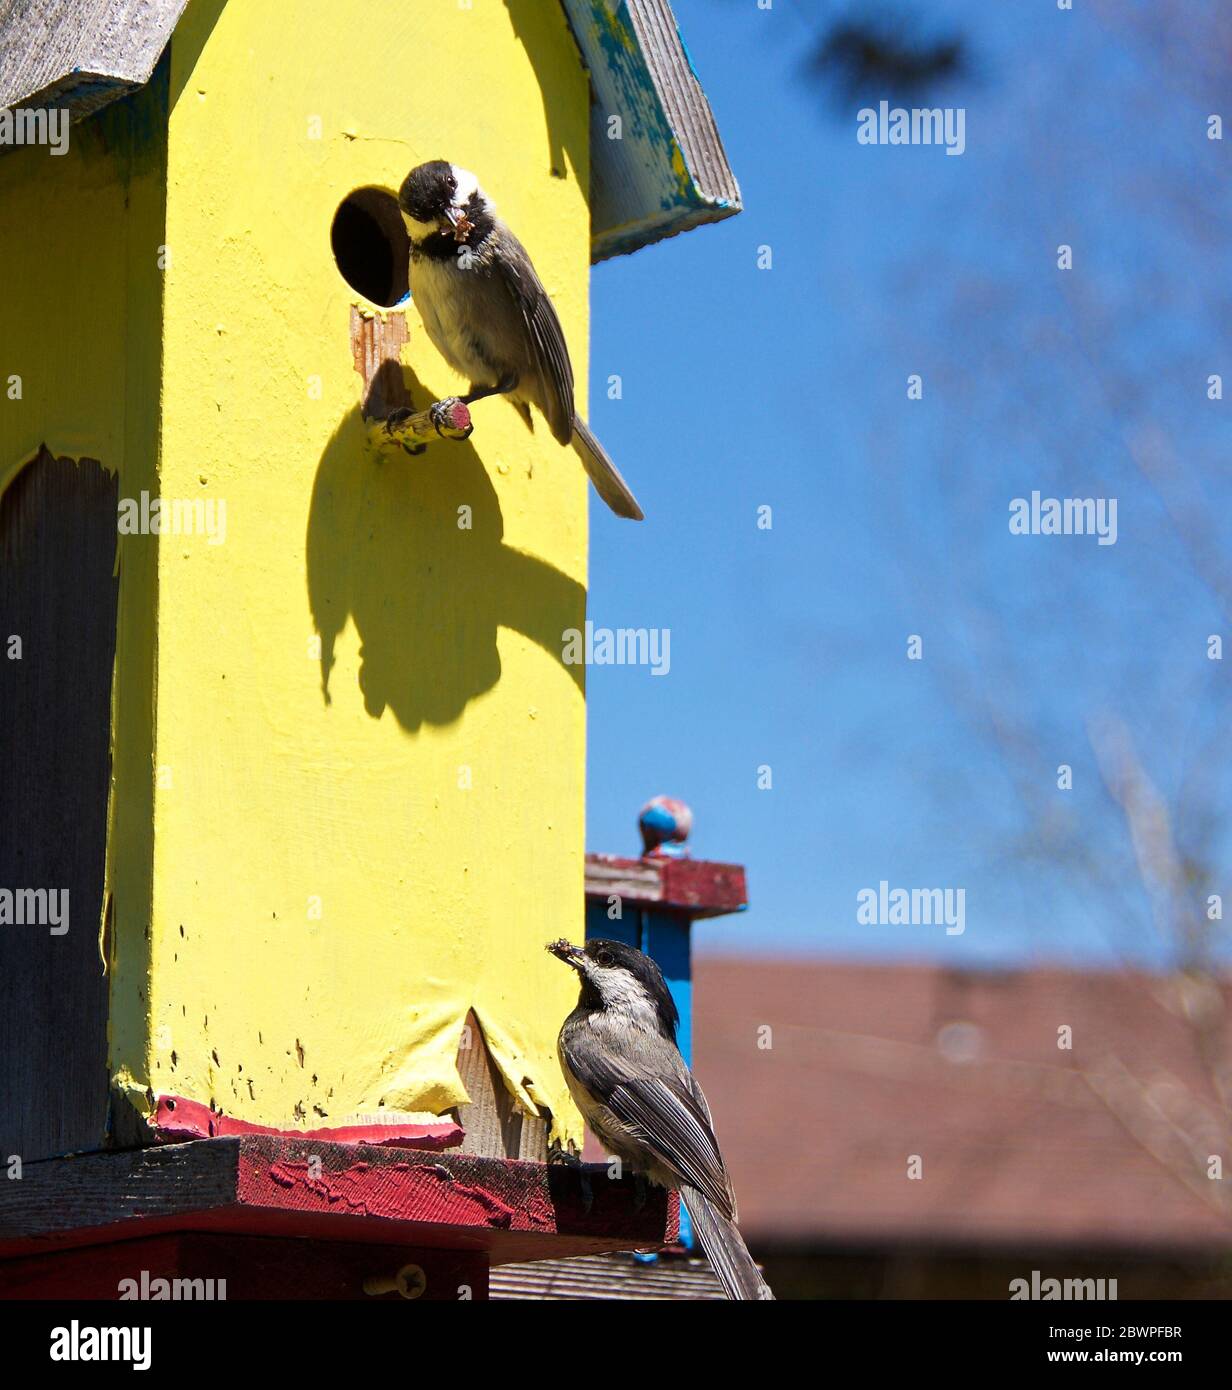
693, 957, 1232, 1252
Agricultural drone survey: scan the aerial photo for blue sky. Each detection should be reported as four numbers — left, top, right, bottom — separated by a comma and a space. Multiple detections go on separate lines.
581, 0, 1232, 969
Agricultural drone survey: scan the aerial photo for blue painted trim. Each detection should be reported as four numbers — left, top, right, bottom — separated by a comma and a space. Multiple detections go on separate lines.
583, 903, 697, 1247
585, 899, 641, 949
642, 912, 692, 1064
640, 910, 694, 1249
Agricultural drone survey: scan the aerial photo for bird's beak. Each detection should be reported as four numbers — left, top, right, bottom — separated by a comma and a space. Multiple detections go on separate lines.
547, 938, 585, 970
440, 205, 472, 241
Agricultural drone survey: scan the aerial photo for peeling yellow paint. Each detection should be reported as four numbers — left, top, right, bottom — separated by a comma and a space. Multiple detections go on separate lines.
599, 1, 641, 58
669, 140, 693, 201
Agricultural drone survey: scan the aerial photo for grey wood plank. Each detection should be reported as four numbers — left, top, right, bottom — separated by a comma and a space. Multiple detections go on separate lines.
0, 1138, 241, 1242
0, 0, 188, 115
455, 1010, 548, 1163
0, 449, 118, 1163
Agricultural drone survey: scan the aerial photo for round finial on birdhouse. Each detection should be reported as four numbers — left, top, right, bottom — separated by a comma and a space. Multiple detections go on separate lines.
638, 796, 693, 858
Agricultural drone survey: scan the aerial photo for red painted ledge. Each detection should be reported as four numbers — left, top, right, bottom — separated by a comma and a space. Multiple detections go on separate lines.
152, 1094, 462, 1150
584, 853, 748, 919
0, 1136, 678, 1265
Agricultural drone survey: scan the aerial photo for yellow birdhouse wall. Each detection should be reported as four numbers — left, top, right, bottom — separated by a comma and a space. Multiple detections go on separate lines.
6, 0, 597, 1152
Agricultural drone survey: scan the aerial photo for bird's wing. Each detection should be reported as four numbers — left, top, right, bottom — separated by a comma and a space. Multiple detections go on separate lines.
492, 228, 575, 444
561, 1035, 736, 1219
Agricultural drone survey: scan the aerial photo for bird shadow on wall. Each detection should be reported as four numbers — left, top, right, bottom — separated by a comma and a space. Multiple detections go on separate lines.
305, 370, 585, 733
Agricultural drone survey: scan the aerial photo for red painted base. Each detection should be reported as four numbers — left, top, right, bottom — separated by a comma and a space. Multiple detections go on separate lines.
1, 1137, 678, 1275
152, 1094, 462, 1149
0, 1232, 487, 1300
585, 854, 748, 918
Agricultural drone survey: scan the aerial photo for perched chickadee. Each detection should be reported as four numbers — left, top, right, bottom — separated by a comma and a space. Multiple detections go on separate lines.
398, 160, 643, 521
548, 936, 774, 1300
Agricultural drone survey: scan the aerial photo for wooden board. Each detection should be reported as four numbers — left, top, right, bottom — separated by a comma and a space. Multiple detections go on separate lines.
0, 0, 188, 118
491, 1249, 725, 1300
584, 853, 748, 919
0, 449, 118, 1161
0, 1136, 678, 1265
0, 1231, 487, 1301
561, 0, 743, 260
455, 1011, 549, 1163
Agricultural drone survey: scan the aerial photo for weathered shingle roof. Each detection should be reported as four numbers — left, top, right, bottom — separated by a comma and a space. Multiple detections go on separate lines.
562, 0, 741, 260
0, 0, 189, 120
490, 1250, 726, 1299
695, 957, 1232, 1252
0, 0, 740, 262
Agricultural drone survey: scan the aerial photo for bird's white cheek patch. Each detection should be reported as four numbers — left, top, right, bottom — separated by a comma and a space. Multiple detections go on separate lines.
450, 166, 481, 208
401, 211, 437, 241
597, 969, 662, 1029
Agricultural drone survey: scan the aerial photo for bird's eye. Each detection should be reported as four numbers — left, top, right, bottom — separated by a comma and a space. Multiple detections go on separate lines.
595, 948, 612, 967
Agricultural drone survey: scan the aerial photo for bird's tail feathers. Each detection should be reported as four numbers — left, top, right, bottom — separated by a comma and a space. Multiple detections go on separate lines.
683, 1187, 774, 1301
571, 415, 644, 521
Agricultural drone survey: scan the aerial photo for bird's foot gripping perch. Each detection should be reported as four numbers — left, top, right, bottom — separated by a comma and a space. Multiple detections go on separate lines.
547, 1141, 594, 1214
372, 398, 473, 456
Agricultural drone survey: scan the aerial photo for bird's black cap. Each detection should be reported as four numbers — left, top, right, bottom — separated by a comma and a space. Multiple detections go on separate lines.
398, 160, 456, 222
548, 937, 680, 1039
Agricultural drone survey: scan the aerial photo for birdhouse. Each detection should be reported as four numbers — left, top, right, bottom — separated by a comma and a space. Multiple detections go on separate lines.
0, 1, 739, 1296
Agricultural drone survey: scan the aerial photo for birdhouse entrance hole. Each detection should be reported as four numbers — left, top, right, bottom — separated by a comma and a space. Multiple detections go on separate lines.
331, 187, 409, 307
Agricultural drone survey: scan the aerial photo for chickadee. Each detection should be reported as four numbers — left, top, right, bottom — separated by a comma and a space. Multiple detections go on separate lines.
398, 161, 643, 521
548, 937, 773, 1300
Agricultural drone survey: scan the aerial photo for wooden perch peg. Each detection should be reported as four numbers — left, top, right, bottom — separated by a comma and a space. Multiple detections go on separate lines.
351, 308, 474, 455
370, 398, 473, 456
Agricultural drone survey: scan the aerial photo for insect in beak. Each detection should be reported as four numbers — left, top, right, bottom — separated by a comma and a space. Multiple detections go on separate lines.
547, 938, 585, 970
442, 206, 473, 242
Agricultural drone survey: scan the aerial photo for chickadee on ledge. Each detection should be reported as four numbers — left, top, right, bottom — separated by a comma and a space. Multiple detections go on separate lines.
397, 160, 644, 521
548, 936, 774, 1300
